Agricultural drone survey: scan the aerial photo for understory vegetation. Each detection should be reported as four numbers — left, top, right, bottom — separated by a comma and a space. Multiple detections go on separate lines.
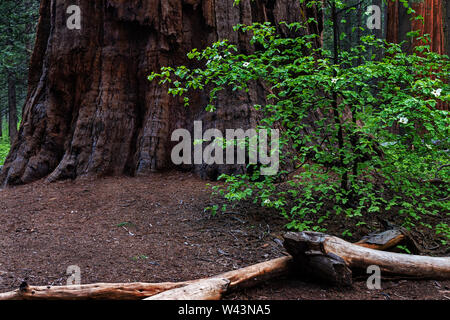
0, 123, 10, 166
150, 0, 449, 245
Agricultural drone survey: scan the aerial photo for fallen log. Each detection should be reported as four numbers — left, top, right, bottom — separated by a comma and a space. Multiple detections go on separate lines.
1, 233, 448, 300
0, 256, 293, 300
215, 256, 292, 290
0, 282, 188, 300
144, 278, 230, 300
280, 229, 416, 286
284, 232, 450, 285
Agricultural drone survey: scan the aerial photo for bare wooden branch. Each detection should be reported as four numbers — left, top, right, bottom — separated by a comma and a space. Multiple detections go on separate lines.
0, 257, 293, 300
144, 278, 230, 300
0, 282, 189, 300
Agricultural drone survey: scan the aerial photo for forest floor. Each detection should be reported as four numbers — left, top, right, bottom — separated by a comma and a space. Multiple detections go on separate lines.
0, 171, 448, 300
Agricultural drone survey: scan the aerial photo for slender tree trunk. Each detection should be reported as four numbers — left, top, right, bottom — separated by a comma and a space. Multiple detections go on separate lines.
356, 2, 363, 66
7, 72, 17, 143
445, 0, 450, 56
372, 0, 383, 39
386, 0, 412, 52
0, 0, 323, 186
372, 0, 384, 60
331, 2, 347, 191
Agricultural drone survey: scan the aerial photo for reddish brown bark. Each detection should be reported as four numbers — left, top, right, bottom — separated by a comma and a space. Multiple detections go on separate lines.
411, 0, 446, 55
0, 0, 322, 186
387, 0, 447, 55
446, 0, 450, 55
386, 0, 412, 52
386, 0, 448, 111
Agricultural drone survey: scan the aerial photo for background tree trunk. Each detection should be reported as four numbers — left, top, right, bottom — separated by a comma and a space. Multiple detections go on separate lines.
7, 72, 17, 142
386, 0, 448, 111
386, 0, 412, 53
0, 0, 322, 186
387, 0, 448, 55
372, 0, 385, 60
410, 0, 446, 55
446, 0, 450, 56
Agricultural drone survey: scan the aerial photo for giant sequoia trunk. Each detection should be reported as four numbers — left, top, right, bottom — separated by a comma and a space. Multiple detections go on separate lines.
386, 0, 449, 111
387, 0, 448, 55
446, 0, 450, 56
410, 0, 446, 55
0, 0, 322, 186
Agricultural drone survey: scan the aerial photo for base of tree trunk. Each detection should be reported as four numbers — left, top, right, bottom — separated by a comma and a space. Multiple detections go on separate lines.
0, 0, 323, 187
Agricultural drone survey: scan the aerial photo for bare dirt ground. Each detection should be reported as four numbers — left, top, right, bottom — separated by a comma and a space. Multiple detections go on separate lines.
0, 171, 448, 300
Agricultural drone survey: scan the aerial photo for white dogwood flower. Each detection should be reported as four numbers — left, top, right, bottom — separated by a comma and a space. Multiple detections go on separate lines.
432, 88, 442, 97
331, 78, 338, 84
398, 117, 409, 125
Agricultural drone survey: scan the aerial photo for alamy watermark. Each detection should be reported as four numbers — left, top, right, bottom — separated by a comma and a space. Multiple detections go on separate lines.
366, 5, 382, 30
66, 4, 382, 31
66, 5, 81, 30
66, 265, 81, 286
171, 121, 280, 176
367, 265, 382, 290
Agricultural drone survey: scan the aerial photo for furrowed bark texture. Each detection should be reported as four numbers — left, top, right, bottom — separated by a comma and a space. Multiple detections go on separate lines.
387, 0, 447, 55
446, 0, 450, 56
0, 0, 322, 186
411, 0, 446, 55
386, 0, 412, 52
386, 0, 448, 111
